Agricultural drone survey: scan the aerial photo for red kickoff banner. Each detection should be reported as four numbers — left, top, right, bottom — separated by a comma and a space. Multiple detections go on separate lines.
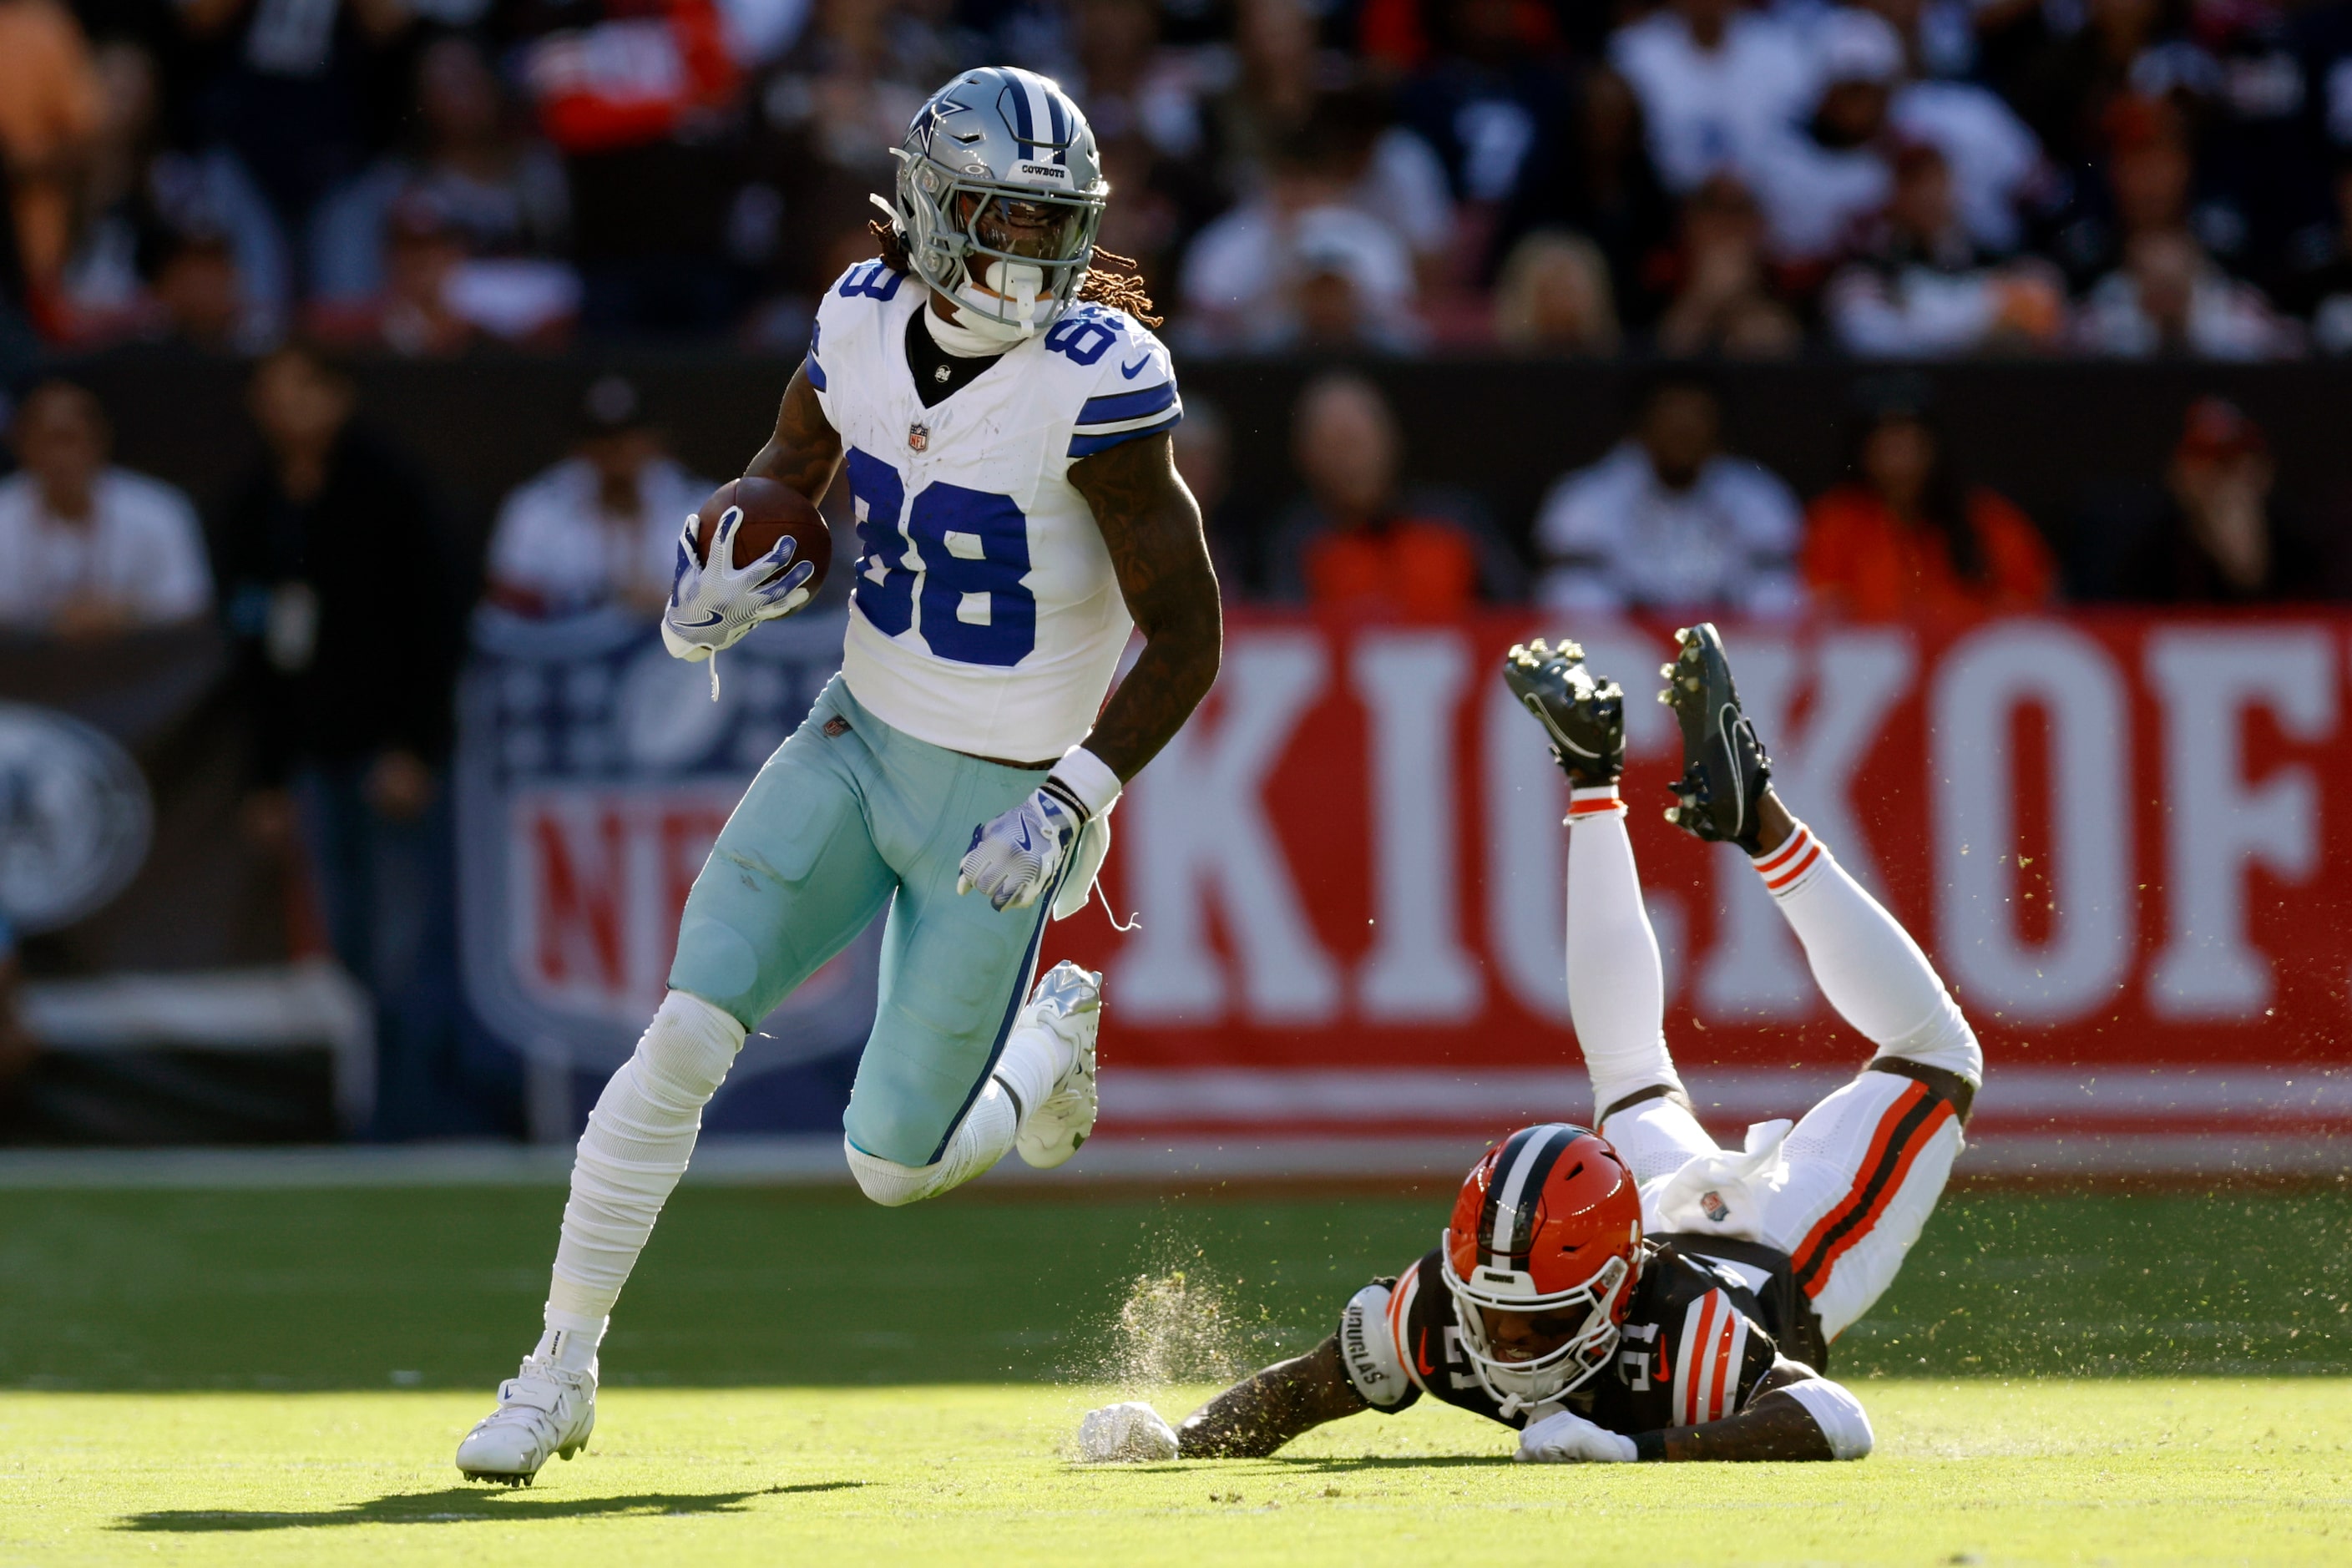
1048, 612, 2352, 1164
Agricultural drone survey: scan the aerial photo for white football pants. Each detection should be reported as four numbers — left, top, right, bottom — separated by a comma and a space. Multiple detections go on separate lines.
1563, 789, 1982, 1341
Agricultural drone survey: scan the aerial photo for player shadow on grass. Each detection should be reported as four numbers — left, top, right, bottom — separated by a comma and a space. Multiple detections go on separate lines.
116, 1482, 867, 1532
1075, 1458, 1504, 1474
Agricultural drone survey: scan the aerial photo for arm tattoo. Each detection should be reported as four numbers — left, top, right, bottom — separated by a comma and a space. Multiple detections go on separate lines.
1176, 1337, 1370, 1459
742, 366, 845, 504
1067, 431, 1222, 781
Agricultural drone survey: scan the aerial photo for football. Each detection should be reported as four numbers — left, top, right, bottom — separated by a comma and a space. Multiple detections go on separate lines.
690, 476, 831, 592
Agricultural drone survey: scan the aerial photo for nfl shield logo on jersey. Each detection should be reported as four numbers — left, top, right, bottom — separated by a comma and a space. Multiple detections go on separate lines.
908, 422, 929, 452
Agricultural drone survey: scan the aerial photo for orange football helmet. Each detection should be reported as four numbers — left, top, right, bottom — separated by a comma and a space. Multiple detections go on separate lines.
1440, 1122, 1645, 1410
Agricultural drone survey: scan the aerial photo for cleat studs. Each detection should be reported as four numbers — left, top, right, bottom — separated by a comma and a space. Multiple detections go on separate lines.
1665, 806, 1681, 823
1657, 689, 1672, 704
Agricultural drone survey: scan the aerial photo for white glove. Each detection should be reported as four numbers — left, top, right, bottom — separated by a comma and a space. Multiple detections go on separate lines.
957, 785, 1083, 912
1078, 1401, 1180, 1463
1515, 1407, 1640, 1464
660, 503, 816, 663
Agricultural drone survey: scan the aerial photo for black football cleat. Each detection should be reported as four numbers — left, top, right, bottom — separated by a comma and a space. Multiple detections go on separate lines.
1505, 638, 1625, 787
1657, 622, 1772, 851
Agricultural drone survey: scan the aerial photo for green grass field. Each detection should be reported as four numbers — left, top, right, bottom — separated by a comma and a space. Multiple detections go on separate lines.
1, 1183, 2348, 1565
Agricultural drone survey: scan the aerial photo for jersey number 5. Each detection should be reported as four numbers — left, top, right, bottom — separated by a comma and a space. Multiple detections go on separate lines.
846, 448, 1037, 665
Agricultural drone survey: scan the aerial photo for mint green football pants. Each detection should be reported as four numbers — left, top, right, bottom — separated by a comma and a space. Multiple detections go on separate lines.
667, 675, 1064, 1167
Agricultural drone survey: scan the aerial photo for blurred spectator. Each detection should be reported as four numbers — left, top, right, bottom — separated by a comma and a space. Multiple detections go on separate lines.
57, 38, 286, 347
1067, 0, 1208, 161
180, 0, 415, 306
312, 189, 580, 355
1533, 372, 1802, 614
218, 341, 472, 1137
1074, 0, 1230, 296
1491, 227, 1619, 352
1490, 65, 1676, 323
738, 0, 943, 331
1201, 0, 1329, 182
1609, 0, 1812, 196
1748, 8, 1907, 263
486, 373, 710, 617
1803, 377, 2056, 617
1887, 62, 2048, 259
1653, 175, 1802, 357
517, 0, 746, 336
0, 378, 210, 635
1391, 0, 1572, 219
1823, 143, 2066, 356
148, 227, 252, 349
2074, 228, 2301, 357
1264, 370, 1520, 613
1196, 10, 1458, 291
58, 38, 164, 340
220, 343, 459, 796
2050, 95, 2203, 290
1181, 103, 1425, 353
2082, 397, 2334, 600
0, 0, 103, 302
313, 36, 574, 302
2009, 0, 2177, 169
2281, 161, 2352, 352
1170, 392, 1254, 591
2159, 2, 2319, 283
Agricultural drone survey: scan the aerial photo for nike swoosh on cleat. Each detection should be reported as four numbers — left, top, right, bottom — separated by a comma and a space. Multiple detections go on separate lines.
1120, 354, 1151, 378
674, 610, 725, 629
1717, 703, 1743, 836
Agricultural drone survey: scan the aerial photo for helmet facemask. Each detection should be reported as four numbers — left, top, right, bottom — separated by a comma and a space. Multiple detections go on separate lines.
891, 148, 1105, 338
1440, 1239, 1632, 1414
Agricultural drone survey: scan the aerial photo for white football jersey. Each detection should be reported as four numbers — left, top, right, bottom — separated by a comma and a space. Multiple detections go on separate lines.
806, 260, 1181, 761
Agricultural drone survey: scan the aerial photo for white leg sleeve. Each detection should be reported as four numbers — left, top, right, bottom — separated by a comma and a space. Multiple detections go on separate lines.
843, 1081, 1019, 1207
1752, 821, 1982, 1087
1565, 789, 1687, 1118
544, 991, 745, 1337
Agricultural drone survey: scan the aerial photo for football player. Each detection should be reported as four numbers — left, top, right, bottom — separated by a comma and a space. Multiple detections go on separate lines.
1079, 625, 1980, 1465
458, 68, 1220, 1484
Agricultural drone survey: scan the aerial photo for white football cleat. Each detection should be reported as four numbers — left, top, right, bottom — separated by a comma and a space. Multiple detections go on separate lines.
455, 1356, 597, 1485
1014, 960, 1100, 1170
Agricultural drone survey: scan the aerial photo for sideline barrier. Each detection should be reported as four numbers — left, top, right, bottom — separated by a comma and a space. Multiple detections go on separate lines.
1048, 610, 2352, 1170
461, 607, 2351, 1173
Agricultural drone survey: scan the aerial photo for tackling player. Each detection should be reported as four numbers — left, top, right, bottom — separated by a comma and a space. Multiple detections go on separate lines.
1080, 625, 1980, 1464
458, 68, 1220, 1484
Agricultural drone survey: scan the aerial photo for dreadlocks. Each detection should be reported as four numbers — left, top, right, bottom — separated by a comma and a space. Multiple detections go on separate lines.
867, 218, 1161, 327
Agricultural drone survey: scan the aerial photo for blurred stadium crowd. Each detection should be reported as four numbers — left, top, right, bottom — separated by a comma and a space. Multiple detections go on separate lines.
8, 0, 2352, 358
6, 0, 2352, 1143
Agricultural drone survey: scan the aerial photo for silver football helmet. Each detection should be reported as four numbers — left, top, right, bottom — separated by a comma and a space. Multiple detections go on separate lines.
887, 66, 1108, 336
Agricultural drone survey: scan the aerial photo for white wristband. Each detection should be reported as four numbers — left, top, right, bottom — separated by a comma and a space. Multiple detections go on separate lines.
1049, 744, 1123, 819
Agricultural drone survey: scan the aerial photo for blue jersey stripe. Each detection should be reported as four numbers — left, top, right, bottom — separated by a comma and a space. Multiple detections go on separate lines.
1069, 409, 1181, 458
1076, 382, 1176, 425
803, 352, 826, 392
